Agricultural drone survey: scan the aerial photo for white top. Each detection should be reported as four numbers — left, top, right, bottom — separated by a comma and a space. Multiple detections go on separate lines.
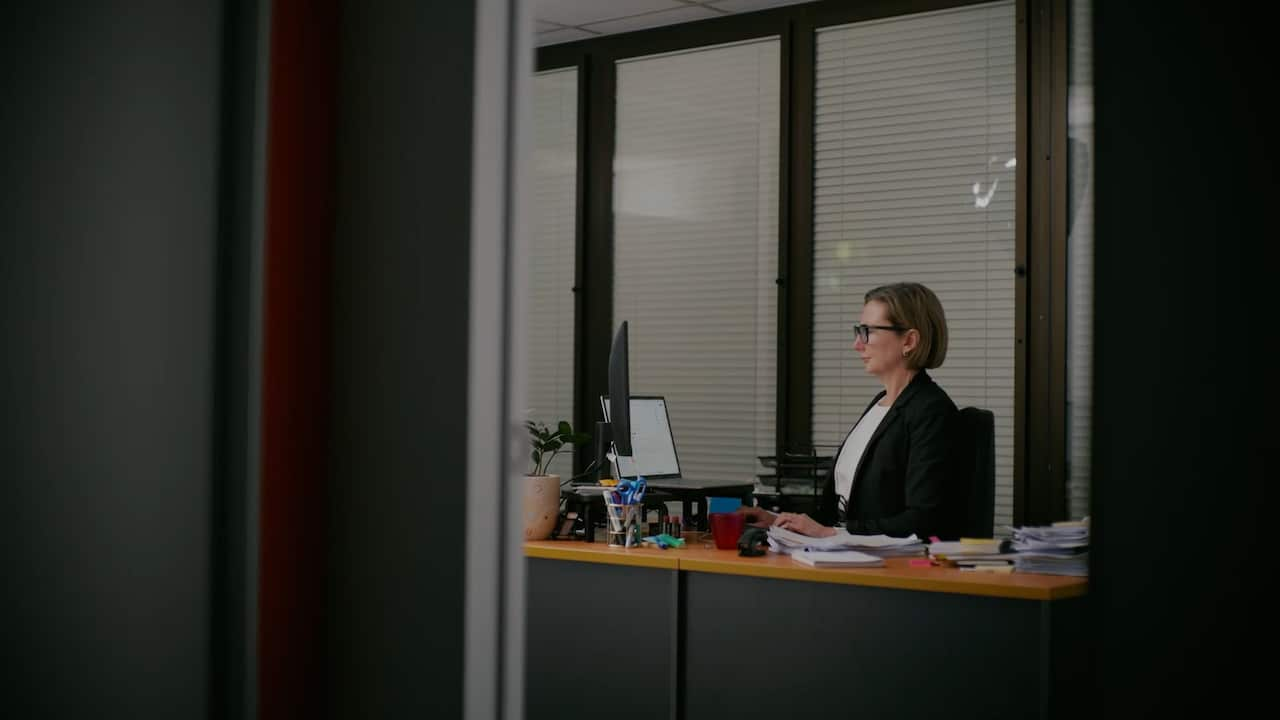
832, 403, 892, 511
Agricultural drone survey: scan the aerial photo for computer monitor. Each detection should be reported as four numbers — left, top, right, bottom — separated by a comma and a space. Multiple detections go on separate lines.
600, 396, 682, 480
607, 321, 632, 457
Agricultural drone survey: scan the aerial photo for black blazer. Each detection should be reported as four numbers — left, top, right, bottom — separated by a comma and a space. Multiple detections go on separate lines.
816, 370, 960, 539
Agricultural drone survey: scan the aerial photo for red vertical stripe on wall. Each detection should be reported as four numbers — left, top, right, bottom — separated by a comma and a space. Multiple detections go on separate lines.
259, 1, 337, 717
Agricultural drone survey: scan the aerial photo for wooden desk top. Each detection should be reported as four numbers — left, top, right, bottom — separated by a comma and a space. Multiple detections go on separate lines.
524, 539, 1087, 601
525, 539, 680, 570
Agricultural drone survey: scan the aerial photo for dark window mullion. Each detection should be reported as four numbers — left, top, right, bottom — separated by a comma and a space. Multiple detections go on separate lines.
1014, 0, 1030, 524
570, 54, 590, 478
575, 51, 616, 479
1048, 0, 1070, 522
1023, 0, 1069, 524
784, 9, 816, 457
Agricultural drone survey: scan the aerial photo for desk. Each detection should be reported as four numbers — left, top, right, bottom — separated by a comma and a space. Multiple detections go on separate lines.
643, 478, 755, 530
525, 540, 1087, 720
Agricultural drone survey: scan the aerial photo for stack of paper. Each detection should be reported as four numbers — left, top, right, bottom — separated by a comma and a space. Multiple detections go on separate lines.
1008, 518, 1089, 576
790, 548, 884, 568
766, 526, 925, 557
927, 539, 1004, 557
958, 564, 1014, 573
1010, 521, 1088, 550
926, 539, 1013, 568
1012, 553, 1088, 576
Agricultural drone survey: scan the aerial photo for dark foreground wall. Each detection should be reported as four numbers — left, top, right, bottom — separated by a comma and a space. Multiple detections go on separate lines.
1091, 1, 1269, 715
323, 0, 476, 716
0, 1, 262, 716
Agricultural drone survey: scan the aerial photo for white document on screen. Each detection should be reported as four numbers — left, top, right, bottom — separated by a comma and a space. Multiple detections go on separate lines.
608, 398, 680, 478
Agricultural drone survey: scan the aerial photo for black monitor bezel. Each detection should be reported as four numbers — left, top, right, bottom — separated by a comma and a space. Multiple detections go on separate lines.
607, 321, 632, 457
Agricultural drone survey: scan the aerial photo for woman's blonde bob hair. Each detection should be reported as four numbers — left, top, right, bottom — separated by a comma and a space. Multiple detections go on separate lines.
864, 282, 948, 370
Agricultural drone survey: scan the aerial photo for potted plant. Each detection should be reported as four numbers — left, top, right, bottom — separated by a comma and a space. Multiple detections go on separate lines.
523, 420, 590, 540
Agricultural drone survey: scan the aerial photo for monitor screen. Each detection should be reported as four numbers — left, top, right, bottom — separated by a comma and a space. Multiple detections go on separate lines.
600, 396, 681, 479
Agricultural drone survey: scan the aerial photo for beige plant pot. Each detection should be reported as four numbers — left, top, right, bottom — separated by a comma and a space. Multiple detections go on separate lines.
523, 474, 561, 540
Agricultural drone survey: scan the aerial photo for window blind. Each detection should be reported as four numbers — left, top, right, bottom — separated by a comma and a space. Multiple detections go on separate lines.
811, 2, 1017, 527
613, 38, 779, 484
526, 67, 578, 478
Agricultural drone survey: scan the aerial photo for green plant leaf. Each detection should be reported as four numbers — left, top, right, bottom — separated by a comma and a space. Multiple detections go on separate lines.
528, 418, 588, 475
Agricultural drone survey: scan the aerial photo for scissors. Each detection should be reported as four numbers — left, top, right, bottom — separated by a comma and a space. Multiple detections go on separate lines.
633, 477, 646, 504
617, 477, 647, 505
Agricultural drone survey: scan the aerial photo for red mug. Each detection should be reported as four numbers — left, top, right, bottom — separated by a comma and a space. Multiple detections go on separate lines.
708, 512, 745, 550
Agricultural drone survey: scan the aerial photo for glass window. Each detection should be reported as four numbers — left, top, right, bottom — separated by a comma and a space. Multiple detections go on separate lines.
613, 38, 780, 483
526, 67, 579, 478
811, 2, 1018, 527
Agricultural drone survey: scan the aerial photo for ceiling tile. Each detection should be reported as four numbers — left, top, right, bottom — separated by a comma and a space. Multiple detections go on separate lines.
536, 27, 599, 46
535, 20, 564, 33
582, 5, 719, 36
533, 0, 686, 27
710, 0, 811, 12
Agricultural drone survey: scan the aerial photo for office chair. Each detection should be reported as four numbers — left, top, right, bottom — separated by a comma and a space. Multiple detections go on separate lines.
957, 407, 995, 538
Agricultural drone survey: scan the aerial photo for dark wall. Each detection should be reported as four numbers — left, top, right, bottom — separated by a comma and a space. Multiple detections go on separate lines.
1091, 2, 1269, 715
0, 1, 235, 716
325, 1, 475, 716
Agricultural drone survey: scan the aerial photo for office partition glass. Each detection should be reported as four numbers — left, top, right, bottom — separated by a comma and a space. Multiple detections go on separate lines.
613, 38, 780, 484
527, 67, 578, 479
810, 2, 1017, 528
1067, 0, 1093, 520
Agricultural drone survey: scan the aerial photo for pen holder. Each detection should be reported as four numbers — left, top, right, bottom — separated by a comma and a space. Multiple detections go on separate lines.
602, 497, 642, 548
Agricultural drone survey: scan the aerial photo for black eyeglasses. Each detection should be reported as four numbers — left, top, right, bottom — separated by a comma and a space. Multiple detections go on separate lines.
851, 322, 907, 343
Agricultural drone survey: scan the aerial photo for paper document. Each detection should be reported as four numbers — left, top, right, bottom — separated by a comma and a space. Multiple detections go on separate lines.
791, 549, 885, 568
765, 527, 926, 558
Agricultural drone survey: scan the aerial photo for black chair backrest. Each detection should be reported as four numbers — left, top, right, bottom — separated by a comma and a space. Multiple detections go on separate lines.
958, 407, 995, 538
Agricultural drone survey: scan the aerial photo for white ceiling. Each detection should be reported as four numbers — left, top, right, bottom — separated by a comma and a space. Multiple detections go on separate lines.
534, 0, 811, 46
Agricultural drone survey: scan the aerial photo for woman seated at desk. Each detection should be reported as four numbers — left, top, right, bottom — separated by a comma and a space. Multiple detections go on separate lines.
740, 282, 960, 539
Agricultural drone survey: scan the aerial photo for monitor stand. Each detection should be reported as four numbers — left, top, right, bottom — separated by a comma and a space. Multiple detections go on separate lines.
558, 488, 672, 543
593, 420, 613, 485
